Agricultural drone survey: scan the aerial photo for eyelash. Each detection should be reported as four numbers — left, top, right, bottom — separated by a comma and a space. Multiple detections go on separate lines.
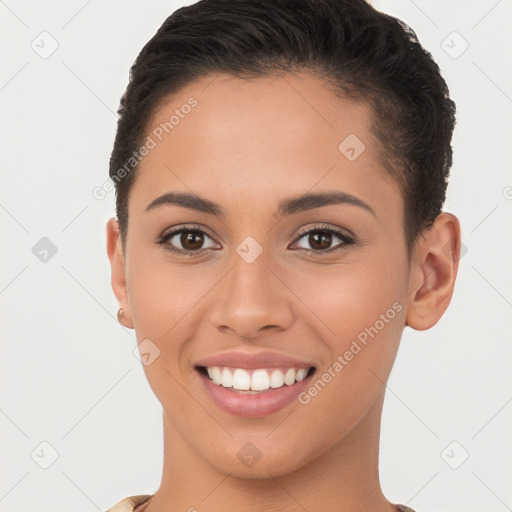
156, 223, 356, 256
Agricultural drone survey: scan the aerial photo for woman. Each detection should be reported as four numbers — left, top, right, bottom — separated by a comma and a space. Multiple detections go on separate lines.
105, 0, 461, 510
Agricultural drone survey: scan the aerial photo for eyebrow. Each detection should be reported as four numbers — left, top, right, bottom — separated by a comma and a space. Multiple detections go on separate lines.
144, 190, 376, 218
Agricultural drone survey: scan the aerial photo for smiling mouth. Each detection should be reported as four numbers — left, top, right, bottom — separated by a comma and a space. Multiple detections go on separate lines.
195, 365, 316, 393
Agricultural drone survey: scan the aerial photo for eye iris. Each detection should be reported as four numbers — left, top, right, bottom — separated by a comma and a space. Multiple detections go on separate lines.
310, 231, 332, 250
181, 231, 204, 250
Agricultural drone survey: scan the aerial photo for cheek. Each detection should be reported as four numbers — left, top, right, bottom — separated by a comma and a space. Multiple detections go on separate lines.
126, 247, 205, 332
289, 256, 407, 401
127, 242, 408, 349
291, 268, 406, 436
125, 251, 225, 381
290, 259, 407, 343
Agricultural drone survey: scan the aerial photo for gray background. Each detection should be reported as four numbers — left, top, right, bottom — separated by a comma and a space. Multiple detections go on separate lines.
1, 1, 511, 511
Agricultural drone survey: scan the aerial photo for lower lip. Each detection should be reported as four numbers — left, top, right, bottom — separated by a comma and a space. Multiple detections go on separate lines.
196, 368, 315, 418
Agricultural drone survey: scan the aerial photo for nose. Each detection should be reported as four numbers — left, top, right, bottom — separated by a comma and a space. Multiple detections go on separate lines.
208, 247, 295, 340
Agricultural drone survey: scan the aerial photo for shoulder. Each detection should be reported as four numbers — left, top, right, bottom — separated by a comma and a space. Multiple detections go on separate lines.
104, 495, 152, 512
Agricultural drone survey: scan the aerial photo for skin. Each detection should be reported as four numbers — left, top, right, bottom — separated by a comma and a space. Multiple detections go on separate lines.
106, 71, 461, 512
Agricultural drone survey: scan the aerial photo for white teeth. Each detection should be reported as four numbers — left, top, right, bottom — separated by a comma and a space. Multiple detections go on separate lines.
296, 368, 308, 381
203, 366, 312, 391
283, 368, 296, 386
221, 367, 233, 388
251, 369, 270, 391
269, 369, 285, 388
210, 366, 222, 385
232, 369, 251, 390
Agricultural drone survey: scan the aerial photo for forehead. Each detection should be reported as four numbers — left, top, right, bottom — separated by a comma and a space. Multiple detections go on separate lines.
129, 71, 400, 219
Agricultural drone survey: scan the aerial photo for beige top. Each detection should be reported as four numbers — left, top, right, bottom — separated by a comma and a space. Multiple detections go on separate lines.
105, 494, 417, 511
105, 495, 152, 512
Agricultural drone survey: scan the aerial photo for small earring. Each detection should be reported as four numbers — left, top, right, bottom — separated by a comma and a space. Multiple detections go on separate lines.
117, 308, 125, 324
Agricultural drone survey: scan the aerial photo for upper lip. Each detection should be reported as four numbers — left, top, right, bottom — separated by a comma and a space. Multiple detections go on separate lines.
194, 350, 315, 370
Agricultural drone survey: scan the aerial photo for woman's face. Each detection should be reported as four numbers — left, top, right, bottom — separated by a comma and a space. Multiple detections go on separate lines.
111, 71, 412, 477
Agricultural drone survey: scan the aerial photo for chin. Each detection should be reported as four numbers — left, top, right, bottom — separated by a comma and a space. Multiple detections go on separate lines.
199, 436, 316, 480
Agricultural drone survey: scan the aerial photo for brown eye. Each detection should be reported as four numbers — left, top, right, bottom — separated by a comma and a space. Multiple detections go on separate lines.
180, 231, 205, 251
291, 225, 355, 253
157, 226, 219, 255
308, 231, 333, 250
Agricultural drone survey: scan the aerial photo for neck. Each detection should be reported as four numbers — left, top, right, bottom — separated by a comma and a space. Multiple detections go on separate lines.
145, 390, 395, 512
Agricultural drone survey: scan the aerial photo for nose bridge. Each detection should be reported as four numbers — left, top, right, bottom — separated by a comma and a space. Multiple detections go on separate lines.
231, 239, 273, 302
208, 237, 294, 337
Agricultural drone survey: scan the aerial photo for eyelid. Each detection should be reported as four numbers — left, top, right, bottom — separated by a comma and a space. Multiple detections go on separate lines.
289, 224, 356, 252
159, 223, 214, 240
157, 224, 219, 255
157, 223, 356, 255
293, 223, 355, 242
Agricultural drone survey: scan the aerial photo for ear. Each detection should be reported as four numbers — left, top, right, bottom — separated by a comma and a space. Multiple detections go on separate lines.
106, 217, 134, 329
405, 212, 462, 331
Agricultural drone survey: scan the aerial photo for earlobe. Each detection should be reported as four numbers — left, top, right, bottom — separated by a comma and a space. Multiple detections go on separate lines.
106, 218, 134, 329
405, 212, 461, 331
